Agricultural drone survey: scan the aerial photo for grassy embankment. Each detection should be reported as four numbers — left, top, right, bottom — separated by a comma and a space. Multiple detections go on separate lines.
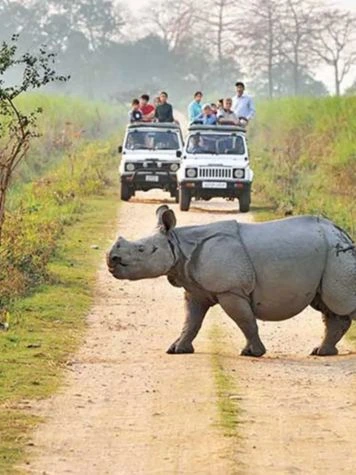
10, 94, 120, 186
0, 95, 122, 473
250, 95, 356, 341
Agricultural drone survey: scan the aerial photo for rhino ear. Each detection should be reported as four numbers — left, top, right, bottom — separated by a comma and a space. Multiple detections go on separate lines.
156, 205, 177, 233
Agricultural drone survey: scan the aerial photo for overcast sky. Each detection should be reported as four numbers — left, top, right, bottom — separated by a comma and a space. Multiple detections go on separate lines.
124, 0, 356, 11
122, 0, 356, 92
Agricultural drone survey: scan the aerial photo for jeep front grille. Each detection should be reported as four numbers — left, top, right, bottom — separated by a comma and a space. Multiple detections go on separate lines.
198, 167, 232, 179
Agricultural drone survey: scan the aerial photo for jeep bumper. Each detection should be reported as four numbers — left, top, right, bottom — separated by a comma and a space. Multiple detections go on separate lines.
121, 171, 177, 191
179, 180, 251, 198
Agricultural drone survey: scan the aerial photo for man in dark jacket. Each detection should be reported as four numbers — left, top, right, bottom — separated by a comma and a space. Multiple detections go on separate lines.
155, 91, 174, 123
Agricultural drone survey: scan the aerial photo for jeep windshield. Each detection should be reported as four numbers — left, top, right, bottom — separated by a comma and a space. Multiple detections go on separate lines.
187, 133, 245, 155
125, 130, 180, 151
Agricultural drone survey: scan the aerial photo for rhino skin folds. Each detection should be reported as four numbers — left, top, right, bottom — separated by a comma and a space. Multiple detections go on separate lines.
107, 206, 356, 357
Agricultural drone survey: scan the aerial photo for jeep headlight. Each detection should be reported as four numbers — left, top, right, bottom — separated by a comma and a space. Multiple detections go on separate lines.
125, 163, 135, 172
233, 168, 245, 179
170, 163, 179, 172
186, 168, 197, 178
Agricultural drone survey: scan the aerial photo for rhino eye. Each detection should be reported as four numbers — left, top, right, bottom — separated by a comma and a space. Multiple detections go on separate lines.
138, 246, 145, 253
151, 246, 158, 254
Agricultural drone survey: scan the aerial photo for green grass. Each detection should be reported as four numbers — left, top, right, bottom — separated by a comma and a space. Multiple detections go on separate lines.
0, 92, 123, 472
3, 93, 123, 185
250, 96, 356, 237
209, 325, 239, 438
0, 189, 119, 474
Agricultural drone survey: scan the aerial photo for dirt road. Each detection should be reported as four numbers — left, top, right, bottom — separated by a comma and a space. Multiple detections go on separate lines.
26, 194, 356, 475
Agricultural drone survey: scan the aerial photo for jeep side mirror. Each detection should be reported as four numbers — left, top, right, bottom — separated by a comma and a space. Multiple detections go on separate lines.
176, 150, 182, 158
118, 145, 123, 154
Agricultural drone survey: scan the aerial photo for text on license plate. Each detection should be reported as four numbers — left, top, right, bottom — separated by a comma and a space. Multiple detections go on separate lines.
145, 175, 159, 182
202, 181, 227, 189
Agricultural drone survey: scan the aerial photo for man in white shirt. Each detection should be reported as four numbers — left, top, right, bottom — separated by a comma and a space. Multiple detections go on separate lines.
217, 98, 239, 124
232, 82, 256, 123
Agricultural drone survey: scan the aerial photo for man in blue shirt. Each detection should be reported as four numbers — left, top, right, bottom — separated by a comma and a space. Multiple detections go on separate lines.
232, 82, 256, 123
194, 104, 217, 125
188, 91, 203, 123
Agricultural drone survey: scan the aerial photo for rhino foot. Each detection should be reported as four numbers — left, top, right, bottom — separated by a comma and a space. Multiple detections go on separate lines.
240, 343, 266, 357
310, 346, 338, 356
167, 341, 195, 355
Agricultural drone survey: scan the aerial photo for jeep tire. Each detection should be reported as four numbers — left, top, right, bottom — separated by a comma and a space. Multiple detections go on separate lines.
239, 190, 251, 213
120, 182, 132, 202
170, 188, 179, 203
179, 187, 191, 211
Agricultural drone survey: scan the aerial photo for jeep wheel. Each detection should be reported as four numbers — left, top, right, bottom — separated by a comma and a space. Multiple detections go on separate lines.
239, 190, 251, 213
179, 188, 191, 211
120, 182, 132, 201
170, 188, 179, 203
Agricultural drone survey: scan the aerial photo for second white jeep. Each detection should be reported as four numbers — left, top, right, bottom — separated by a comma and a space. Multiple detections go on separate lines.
177, 125, 253, 212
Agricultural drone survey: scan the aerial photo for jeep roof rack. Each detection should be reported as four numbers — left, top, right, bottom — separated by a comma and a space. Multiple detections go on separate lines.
128, 122, 181, 130
188, 124, 246, 133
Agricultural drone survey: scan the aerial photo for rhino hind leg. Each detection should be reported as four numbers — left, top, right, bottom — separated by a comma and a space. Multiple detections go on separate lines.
310, 295, 352, 356
311, 313, 352, 356
218, 293, 266, 357
167, 292, 210, 355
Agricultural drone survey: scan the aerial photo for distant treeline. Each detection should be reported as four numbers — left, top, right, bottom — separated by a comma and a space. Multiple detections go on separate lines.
1, 0, 355, 101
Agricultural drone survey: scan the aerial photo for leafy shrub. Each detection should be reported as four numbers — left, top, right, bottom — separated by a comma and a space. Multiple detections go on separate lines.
0, 139, 117, 308
250, 96, 356, 237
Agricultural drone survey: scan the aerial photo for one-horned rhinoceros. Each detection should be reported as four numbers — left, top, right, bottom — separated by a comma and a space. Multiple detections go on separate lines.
107, 205, 356, 357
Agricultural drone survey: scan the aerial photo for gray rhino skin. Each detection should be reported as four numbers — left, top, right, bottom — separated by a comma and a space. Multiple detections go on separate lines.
107, 205, 356, 357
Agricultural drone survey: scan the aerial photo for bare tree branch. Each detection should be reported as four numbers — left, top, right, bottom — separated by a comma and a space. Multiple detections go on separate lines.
311, 9, 356, 95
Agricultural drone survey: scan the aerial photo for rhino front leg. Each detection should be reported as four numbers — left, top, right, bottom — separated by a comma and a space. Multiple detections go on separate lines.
167, 292, 211, 355
311, 314, 351, 356
218, 293, 266, 357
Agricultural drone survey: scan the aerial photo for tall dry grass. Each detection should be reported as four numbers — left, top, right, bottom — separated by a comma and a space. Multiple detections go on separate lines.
250, 96, 356, 236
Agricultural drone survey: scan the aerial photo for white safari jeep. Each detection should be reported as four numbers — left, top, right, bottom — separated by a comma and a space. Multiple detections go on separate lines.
177, 124, 253, 212
118, 123, 183, 201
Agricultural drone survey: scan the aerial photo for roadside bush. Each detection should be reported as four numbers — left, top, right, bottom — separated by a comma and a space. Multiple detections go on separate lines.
8, 94, 121, 185
0, 139, 117, 308
250, 96, 356, 237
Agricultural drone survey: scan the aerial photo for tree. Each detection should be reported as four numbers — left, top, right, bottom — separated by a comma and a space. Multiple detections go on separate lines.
0, 36, 68, 241
198, 0, 238, 78
241, 0, 283, 98
345, 79, 356, 96
312, 10, 356, 96
47, 0, 124, 50
0, 0, 45, 49
144, 0, 196, 52
251, 61, 328, 97
278, 0, 319, 95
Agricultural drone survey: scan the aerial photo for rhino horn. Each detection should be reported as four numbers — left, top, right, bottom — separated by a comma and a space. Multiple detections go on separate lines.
156, 205, 177, 233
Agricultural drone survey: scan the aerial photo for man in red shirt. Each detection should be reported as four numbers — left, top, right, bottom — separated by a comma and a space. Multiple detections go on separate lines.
139, 94, 155, 122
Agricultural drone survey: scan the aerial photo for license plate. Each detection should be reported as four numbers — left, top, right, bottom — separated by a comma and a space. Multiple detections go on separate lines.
145, 175, 159, 182
202, 181, 227, 189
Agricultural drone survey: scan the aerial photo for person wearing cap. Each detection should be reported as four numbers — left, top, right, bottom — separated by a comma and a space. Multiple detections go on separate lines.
232, 82, 255, 122
188, 91, 203, 123
194, 104, 217, 125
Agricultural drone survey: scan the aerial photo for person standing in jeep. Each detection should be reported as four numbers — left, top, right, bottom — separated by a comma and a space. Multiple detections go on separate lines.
232, 82, 256, 124
155, 91, 174, 123
139, 94, 155, 122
